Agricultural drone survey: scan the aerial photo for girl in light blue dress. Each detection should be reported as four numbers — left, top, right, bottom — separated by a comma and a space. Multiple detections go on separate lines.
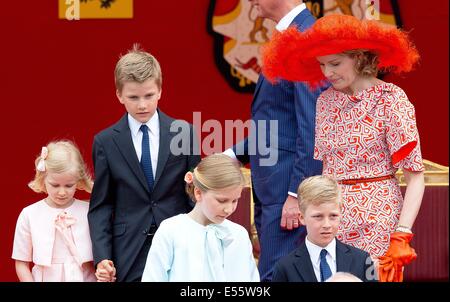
141, 154, 259, 282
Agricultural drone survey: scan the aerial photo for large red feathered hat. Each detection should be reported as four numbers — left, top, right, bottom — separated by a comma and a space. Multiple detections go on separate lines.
262, 14, 420, 87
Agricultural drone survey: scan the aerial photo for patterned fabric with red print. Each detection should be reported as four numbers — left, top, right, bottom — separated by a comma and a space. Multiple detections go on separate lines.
314, 82, 424, 257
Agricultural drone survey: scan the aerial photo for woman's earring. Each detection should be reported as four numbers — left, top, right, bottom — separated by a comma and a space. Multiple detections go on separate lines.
355, 61, 362, 74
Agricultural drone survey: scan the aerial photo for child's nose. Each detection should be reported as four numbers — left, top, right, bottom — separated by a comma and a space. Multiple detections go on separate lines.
223, 204, 233, 214
323, 218, 332, 228
137, 99, 147, 109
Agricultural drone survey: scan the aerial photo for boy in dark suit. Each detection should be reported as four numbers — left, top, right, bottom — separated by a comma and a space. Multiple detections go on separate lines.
272, 176, 376, 282
88, 44, 201, 282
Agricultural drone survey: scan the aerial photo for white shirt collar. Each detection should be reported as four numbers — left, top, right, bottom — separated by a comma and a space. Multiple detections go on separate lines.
305, 236, 337, 265
128, 111, 160, 137
275, 3, 306, 31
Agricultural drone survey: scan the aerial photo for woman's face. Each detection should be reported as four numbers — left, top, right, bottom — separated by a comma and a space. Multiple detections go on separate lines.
317, 54, 359, 92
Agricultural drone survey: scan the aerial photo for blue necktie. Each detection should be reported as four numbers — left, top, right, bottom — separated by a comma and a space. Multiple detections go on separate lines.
140, 125, 154, 191
320, 249, 332, 282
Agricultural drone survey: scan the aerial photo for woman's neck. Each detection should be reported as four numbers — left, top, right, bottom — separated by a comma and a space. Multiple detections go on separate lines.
343, 76, 384, 95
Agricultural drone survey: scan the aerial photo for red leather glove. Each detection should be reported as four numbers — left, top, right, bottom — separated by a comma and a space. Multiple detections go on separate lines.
378, 256, 396, 282
387, 232, 417, 265
378, 232, 417, 282
378, 256, 405, 282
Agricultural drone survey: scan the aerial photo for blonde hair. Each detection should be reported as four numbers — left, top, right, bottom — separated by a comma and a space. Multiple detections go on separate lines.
186, 154, 248, 202
28, 140, 93, 193
297, 175, 341, 213
326, 272, 362, 282
344, 49, 379, 77
114, 43, 162, 92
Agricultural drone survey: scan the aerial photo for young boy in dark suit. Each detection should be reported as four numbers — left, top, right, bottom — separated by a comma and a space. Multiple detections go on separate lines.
88, 44, 201, 282
272, 175, 376, 282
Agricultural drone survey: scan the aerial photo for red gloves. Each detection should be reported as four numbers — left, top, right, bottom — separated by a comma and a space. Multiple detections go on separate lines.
378, 232, 417, 282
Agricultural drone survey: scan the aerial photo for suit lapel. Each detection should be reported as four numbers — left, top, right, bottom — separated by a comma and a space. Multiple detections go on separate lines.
336, 240, 352, 273
251, 75, 264, 108
293, 244, 318, 282
112, 114, 150, 193
153, 110, 171, 186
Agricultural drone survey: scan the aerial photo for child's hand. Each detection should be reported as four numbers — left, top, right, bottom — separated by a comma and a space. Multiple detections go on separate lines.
95, 259, 116, 282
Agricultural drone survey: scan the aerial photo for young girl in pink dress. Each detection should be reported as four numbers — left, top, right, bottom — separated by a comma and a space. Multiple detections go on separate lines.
12, 140, 96, 282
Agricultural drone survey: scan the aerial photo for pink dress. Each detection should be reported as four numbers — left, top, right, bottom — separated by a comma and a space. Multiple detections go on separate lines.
314, 83, 424, 257
12, 199, 96, 281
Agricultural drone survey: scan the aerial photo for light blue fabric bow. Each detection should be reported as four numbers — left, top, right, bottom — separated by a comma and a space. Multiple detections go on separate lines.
205, 223, 234, 281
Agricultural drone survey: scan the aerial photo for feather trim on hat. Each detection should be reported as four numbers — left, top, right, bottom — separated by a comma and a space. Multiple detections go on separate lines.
262, 14, 420, 88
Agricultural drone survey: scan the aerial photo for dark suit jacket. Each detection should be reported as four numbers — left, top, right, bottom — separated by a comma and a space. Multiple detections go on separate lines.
272, 240, 374, 282
88, 110, 200, 281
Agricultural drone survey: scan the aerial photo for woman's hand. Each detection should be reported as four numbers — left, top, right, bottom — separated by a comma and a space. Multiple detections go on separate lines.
378, 232, 416, 282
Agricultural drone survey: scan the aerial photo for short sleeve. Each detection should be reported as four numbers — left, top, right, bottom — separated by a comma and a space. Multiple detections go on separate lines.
385, 91, 424, 171
12, 209, 33, 262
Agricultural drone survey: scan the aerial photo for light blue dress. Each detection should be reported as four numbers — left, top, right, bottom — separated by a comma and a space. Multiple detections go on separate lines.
141, 214, 260, 282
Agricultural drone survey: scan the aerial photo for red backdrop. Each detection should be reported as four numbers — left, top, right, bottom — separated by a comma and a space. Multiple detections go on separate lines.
0, 0, 447, 281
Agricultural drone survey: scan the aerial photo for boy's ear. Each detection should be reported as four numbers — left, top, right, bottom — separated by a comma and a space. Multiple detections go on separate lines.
299, 212, 306, 226
116, 89, 124, 104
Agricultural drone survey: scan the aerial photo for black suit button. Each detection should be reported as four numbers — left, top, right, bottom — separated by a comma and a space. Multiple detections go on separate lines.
142, 229, 148, 235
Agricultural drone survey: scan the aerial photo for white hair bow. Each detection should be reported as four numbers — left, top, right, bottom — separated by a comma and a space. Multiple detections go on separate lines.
36, 146, 48, 172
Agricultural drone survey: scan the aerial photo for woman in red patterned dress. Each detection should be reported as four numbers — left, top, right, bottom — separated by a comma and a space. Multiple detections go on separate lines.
262, 14, 425, 282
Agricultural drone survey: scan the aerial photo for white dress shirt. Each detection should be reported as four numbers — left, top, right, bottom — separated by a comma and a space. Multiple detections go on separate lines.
305, 237, 337, 282
275, 3, 306, 31
128, 113, 160, 177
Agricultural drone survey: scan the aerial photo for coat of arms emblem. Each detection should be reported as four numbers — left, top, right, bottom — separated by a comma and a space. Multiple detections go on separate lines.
208, 0, 401, 92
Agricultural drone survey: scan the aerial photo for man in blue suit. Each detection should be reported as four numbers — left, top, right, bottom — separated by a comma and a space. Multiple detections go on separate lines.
225, 0, 323, 281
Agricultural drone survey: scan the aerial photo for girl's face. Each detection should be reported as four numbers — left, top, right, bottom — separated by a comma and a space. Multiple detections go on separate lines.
317, 54, 359, 93
44, 171, 79, 208
195, 185, 242, 225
